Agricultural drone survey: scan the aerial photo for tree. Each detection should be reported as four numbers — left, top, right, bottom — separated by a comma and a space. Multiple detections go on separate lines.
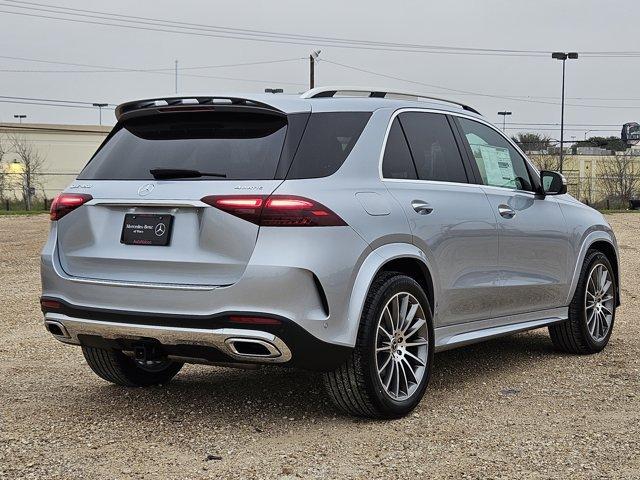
9, 134, 45, 210
599, 153, 640, 209
511, 132, 552, 152
0, 134, 8, 202
529, 154, 560, 172
576, 136, 627, 152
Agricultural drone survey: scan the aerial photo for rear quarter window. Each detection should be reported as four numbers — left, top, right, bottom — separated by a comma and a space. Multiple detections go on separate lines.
286, 112, 371, 179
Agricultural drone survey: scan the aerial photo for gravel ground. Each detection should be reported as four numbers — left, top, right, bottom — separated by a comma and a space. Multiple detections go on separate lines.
0, 213, 638, 480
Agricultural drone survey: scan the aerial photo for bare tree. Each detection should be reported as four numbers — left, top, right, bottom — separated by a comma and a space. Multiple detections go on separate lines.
599, 153, 640, 209
0, 134, 8, 202
529, 154, 560, 172
9, 134, 45, 210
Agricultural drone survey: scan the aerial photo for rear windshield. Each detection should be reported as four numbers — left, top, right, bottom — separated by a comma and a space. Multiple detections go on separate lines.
78, 112, 287, 180
286, 112, 371, 179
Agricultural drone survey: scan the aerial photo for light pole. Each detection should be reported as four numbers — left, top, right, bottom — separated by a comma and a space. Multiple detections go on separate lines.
498, 111, 512, 132
13, 114, 26, 124
309, 50, 321, 89
584, 130, 592, 140
552, 51, 578, 173
92, 103, 108, 125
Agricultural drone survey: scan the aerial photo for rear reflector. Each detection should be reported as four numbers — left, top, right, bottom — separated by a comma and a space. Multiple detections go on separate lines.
50, 193, 93, 221
201, 195, 346, 227
40, 299, 62, 310
229, 315, 282, 326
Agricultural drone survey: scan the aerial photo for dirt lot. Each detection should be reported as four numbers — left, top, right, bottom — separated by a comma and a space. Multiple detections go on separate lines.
0, 214, 638, 479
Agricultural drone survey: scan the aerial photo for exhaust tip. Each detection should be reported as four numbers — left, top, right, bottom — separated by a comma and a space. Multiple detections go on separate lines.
45, 320, 70, 339
225, 338, 281, 358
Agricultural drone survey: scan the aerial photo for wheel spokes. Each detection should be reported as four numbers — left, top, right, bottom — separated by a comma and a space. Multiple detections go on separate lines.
374, 291, 429, 401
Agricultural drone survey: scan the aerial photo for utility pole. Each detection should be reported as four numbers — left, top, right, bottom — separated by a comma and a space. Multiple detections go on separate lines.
174, 60, 178, 94
498, 111, 512, 132
552, 52, 578, 173
309, 50, 321, 89
92, 103, 108, 125
13, 114, 26, 124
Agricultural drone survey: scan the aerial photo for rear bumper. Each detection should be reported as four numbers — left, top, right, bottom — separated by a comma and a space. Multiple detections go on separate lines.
41, 299, 351, 371
42, 222, 371, 348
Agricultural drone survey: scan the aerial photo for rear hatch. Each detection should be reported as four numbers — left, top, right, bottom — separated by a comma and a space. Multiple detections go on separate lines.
56, 109, 301, 286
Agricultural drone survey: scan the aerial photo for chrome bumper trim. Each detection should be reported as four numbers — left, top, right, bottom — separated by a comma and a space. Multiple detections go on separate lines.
44, 313, 292, 364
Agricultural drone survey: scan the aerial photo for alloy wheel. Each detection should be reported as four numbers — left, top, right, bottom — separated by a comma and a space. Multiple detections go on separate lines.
375, 292, 429, 401
585, 263, 615, 342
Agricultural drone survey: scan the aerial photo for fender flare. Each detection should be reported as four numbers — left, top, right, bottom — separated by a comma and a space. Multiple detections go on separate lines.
566, 230, 619, 305
344, 243, 436, 347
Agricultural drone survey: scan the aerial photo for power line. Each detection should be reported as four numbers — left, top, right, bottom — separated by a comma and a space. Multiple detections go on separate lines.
0, 1, 551, 56
0, 54, 306, 86
4, 0, 640, 58
0, 55, 305, 73
0, 99, 109, 109
322, 58, 640, 109
0, 95, 116, 106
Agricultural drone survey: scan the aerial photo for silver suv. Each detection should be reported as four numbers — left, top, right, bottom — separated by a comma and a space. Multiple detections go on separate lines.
41, 87, 620, 418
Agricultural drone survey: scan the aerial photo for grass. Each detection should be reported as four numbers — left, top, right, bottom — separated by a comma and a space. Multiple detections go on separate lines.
599, 209, 640, 214
0, 210, 48, 216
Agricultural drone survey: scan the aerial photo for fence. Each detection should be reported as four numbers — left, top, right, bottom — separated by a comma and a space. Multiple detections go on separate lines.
2, 154, 640, 211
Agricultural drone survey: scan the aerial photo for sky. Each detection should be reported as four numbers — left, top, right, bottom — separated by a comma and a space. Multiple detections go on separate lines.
0, 0, 637, 141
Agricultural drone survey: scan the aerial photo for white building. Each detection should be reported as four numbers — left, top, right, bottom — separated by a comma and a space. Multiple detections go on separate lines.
0, 122, 109, 200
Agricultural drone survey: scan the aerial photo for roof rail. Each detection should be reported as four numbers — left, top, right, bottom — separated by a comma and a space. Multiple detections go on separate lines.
300, 86, 481, 115
115, 96, 284, 121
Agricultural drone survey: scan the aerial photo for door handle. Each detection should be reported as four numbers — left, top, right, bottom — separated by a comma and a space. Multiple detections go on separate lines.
498, 204, 516, 218
411, 200, 433, 215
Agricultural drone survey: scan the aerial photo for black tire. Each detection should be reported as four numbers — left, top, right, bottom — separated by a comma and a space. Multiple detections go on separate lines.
549, 249, 617, 354
323, 272, 434, 418
82, 346, 183, 387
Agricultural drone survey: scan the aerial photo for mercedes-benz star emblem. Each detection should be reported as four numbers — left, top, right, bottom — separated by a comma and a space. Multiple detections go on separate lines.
155, 223, 166, 237
137, 183, 155, 196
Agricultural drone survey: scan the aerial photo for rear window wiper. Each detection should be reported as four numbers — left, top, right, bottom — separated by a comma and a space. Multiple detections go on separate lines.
149, 168, 227, 180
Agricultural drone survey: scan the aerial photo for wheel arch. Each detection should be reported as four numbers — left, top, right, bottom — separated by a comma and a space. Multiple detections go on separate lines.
567, 232, 621, 306
589, 239, 621, 306
346, 243, 436, 347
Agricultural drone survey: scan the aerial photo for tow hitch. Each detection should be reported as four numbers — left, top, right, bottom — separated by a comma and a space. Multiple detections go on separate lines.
133, 343, 163, 363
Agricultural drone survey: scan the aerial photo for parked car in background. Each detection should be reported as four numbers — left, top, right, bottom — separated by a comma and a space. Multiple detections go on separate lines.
41, 87, 620, 418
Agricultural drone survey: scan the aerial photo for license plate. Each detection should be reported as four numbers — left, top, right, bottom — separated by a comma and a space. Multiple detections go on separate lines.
121, 214, 173, 246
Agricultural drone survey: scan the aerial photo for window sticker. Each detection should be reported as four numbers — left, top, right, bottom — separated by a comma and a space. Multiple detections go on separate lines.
470, 144, 516, 188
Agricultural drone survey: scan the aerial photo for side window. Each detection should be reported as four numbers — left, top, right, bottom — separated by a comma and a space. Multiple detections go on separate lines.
382, 118, 417, 179
398, 112, 468, 183
457, 118, 533, 191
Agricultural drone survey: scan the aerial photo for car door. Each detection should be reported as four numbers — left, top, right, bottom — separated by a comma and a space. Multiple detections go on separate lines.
382, 110, 500, 327
454, 116, 572, 317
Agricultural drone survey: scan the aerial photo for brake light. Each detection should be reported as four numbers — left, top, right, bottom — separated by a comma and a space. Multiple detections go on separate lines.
50, 193, 93, 221
201, 195, 346, 227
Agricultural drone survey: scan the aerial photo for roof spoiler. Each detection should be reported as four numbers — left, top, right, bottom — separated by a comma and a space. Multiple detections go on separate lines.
115, 96, 285, 122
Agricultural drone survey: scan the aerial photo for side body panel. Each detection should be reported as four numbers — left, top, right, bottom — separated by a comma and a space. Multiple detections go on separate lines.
481, 188, 572, 316
385, 180, 499, 326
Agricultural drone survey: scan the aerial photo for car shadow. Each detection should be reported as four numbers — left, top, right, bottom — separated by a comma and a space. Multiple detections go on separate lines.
71, 330, 563, 422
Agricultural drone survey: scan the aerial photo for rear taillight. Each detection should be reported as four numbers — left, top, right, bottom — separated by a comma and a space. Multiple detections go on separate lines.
50, 193, 93, 221
201, 195, 346, 227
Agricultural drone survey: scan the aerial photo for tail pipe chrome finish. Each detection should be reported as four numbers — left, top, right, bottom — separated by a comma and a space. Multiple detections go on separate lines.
224, 338, 283, 358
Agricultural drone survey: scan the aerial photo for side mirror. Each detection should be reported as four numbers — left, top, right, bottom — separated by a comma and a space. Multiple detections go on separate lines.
540, 170, 567, 195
